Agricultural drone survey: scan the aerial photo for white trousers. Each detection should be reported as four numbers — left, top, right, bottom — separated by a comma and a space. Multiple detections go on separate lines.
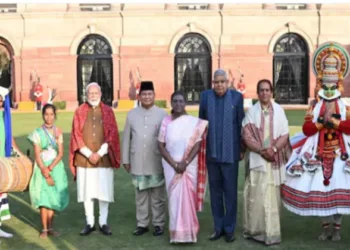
84, 199, 109, 227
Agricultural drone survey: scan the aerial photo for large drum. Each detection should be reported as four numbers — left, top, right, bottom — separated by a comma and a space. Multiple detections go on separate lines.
0, 153, 34, 193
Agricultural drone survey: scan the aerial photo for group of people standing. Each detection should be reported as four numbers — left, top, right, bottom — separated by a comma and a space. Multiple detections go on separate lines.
2, 41, 350, 247
122, 70, 281, 245
0, 72, 247, 244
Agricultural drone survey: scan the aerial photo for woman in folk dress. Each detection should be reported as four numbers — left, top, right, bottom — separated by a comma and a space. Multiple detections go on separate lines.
28, 104, 69, 238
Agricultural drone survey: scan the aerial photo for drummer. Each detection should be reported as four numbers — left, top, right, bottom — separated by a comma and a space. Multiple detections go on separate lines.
0, 86, 15, 238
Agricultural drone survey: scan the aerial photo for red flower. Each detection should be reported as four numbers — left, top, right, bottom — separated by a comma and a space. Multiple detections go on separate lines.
323, 179, 330, 186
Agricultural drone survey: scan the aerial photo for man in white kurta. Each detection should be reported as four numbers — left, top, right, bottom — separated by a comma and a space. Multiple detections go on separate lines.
242, 80, 291, 246
69, 82, 121, 236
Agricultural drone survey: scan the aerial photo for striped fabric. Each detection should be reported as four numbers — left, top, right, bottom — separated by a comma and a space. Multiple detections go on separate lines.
195, 125, 208, 212
0, 193, 11, 225
281, 184, 350, 214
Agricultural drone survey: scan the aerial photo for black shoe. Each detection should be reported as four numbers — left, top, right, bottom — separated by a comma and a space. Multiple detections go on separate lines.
153, 226, 164, 236
99, 225, 112, 236
225, 233, 235, 243
80, 225, 96, 236
133, 227, 149, 236
209, 231, 224, 241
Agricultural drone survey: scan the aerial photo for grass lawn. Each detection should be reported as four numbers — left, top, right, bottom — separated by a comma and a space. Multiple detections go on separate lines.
1, 110, 350, 249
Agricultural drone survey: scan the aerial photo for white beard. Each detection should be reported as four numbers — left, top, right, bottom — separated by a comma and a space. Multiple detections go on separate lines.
88, 99, 101, 107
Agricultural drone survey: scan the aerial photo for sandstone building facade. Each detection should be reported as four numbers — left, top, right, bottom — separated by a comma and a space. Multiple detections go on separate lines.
0, 3, 349, 108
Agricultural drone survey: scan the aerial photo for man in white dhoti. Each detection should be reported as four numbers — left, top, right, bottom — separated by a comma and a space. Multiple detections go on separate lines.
242, 79, 291, 245
69, 82, 121, 236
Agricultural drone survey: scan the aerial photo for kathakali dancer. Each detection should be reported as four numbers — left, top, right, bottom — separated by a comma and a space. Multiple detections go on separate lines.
281, 42, 350, 241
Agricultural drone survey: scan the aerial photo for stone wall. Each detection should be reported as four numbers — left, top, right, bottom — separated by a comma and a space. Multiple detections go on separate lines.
0, 3, 349, 107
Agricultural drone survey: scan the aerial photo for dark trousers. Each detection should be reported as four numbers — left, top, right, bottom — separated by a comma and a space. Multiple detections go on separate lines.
207, 161, 239, 234
36, 101, 42, 110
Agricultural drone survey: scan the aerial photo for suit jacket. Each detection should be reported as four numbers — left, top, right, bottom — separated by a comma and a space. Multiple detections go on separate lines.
199, 89, 244, 163
122, 105, 168, 175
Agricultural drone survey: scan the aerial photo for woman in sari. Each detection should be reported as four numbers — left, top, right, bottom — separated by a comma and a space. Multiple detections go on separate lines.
158, 91, 208, 243
28, 104, 69, 238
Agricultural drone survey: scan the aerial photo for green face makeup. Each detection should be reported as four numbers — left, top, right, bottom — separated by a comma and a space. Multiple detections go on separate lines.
322, 84, 337, 98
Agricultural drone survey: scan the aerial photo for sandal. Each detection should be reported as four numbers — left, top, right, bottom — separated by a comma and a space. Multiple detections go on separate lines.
48, 228, 60, 237
39, 229, 48, 239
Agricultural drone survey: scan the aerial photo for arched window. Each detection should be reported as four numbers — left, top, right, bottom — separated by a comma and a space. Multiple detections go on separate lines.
174, 33, 212, 104
77, 34, 113, 105
273, 33, 309, 104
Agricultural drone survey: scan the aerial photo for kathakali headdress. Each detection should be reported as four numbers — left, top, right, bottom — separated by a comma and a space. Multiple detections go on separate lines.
313, 42, 350, 100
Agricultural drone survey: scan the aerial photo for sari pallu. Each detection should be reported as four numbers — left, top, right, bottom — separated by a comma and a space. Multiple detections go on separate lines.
158, 115, 208, 243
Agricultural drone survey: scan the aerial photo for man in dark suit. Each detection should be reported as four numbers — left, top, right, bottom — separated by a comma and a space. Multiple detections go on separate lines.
199, 69, 244, 243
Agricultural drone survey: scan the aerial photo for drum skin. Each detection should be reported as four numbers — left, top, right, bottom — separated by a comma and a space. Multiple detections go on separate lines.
0, 152, 34, 193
